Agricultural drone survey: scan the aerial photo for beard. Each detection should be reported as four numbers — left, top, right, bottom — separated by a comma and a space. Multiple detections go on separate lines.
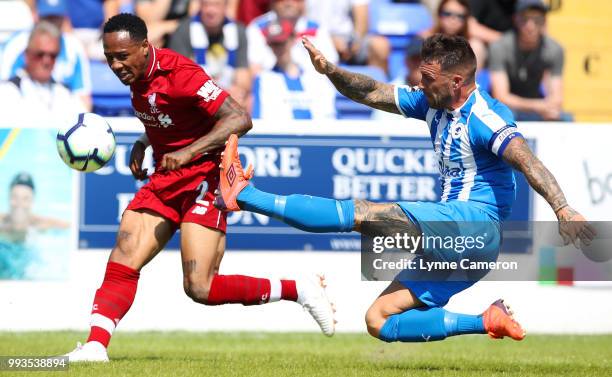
426, 90, 453, 110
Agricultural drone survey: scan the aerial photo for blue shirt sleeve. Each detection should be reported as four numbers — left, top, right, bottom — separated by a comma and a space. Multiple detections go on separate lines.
394, 86, 429, 120
470, 114, 523, 157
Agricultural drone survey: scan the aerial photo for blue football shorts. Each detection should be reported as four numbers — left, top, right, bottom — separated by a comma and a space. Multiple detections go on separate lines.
394, 200, 502, 307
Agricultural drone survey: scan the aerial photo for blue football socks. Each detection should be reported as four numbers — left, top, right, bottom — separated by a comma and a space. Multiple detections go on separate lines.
236, 185, 354, 233
378, 307, 486, 342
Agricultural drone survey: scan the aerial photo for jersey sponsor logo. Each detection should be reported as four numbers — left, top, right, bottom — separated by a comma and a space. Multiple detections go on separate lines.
158, 113, 173, 128
134, 109, 155, 121
438, 160, 464, 178
197, 80, 222, 102
134, 110, 174, 128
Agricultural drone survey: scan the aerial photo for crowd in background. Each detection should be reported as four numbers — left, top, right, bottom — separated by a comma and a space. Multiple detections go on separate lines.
0, 0, 570, 123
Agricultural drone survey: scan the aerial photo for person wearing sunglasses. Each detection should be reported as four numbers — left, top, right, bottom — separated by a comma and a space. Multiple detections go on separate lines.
421, 0, 487, 71
0, 0, 93, 111
489, 0, 571, 121
0, 20, 85, 126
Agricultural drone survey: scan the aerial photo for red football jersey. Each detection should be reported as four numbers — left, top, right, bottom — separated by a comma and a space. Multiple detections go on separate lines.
130, 46, 229, 165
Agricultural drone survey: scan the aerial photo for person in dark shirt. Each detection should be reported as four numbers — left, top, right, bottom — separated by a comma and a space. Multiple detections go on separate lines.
489, 0, 570, 121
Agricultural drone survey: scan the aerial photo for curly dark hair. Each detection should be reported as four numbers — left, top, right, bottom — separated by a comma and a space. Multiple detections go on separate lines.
103, 13, 148, 42
421, 34, 476, 81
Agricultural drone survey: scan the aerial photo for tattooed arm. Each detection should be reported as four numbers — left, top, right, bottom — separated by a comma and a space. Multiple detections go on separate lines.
502, 137, 595, 246
161, 96, 252, 170
302, 37, 399, 114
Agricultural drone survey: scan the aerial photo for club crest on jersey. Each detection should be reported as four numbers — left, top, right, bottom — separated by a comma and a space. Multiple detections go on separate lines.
148, 93, 159, 113
451, 123, 465, 139
198, 80, 222, 102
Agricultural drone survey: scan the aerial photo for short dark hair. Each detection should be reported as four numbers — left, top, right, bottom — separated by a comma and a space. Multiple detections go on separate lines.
103, 13, 148, 42
10, 172, 34, 192
421, 34, 476, 82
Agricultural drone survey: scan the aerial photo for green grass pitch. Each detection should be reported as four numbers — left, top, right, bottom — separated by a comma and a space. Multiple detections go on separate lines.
1, 332, 611, 376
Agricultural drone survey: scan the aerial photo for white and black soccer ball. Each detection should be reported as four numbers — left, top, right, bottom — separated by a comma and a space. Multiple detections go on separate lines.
56, 113, 116, 172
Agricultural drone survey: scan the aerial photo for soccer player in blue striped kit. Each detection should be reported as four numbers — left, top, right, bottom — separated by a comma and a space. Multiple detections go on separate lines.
215, 34, 595, 343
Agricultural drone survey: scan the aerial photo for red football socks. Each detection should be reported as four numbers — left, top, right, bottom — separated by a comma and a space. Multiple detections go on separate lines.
206, 275, 298, 305
87, 262, 140, 348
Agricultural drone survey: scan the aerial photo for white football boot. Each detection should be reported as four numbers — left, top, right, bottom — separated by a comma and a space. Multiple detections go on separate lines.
297, 274, 336, 337
64, 341, 109, 362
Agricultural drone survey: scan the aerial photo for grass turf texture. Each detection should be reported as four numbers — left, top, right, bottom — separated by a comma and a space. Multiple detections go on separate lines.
0, 332, 610, 376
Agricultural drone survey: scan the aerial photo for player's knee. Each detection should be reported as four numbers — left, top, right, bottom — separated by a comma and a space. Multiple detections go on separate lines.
364, 307, 384, 339
109, 231, 142, 269
183, 277, 213, 304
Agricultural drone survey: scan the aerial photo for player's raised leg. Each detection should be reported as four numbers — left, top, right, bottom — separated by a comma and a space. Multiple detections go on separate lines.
65, 209, 175, 362
180, 223, 336, 336
215, 134, 356, 233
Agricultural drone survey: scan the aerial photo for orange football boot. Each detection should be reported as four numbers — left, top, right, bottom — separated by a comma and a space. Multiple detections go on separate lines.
214, 134, 253, 211
483, 299, 526, 340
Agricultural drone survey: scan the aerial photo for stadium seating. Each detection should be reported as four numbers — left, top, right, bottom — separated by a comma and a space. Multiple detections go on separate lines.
90, 60, 133, 116
369, 1, 432, 51
335, 65, 387, 119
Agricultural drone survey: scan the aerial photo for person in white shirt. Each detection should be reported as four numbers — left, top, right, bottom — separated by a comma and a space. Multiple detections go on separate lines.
247, 0, 338, 75
0, 0, 93, 111
305, 0, 390, 73
252, 19, 336, 120
0, 21, 85, 127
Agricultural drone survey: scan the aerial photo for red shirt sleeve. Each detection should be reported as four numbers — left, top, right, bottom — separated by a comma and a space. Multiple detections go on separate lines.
172, 65, 229, 117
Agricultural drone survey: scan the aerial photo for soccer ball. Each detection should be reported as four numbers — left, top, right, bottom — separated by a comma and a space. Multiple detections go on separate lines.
56, 113, 116, 172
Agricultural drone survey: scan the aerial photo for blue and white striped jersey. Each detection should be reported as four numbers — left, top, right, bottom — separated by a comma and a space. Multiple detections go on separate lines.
395, 86, 522, 221
252, 67, 336, 120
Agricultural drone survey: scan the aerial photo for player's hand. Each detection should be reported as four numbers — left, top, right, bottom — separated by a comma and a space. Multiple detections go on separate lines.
161, 148, 194, 171
302, 36, 333, 75
129, 141, 148, 181
556, 206, 596, 248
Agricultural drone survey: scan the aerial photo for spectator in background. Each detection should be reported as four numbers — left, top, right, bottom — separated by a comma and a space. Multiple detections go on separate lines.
0, 21, 85, 126
489, 0, 570, 121
247, 0, 338, 74
136, 0, 198, 56
373, 37, 422, 120
252, 19, 335, 120
189, 0, 251, 107
227, 0, 270, 25
67, 0, 120, 60
468, 0, 516, 43
420, 0, 486, 71
305, 0, 390, 74
0, 0, 92, 110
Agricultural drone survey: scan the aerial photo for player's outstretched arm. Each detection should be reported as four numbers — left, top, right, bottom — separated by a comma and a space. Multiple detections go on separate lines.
502, 137, 595, 247
161, 96, 252, 170
302, 37, 399, 114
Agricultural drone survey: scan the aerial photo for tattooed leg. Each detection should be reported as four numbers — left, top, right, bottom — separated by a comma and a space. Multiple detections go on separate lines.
354, 199, 421, 239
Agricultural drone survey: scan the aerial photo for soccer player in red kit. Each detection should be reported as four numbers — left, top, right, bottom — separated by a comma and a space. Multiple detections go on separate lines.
65, 13, 335, 362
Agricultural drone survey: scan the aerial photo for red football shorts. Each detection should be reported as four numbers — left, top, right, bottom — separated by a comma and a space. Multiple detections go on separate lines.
126, 155, 226, 232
